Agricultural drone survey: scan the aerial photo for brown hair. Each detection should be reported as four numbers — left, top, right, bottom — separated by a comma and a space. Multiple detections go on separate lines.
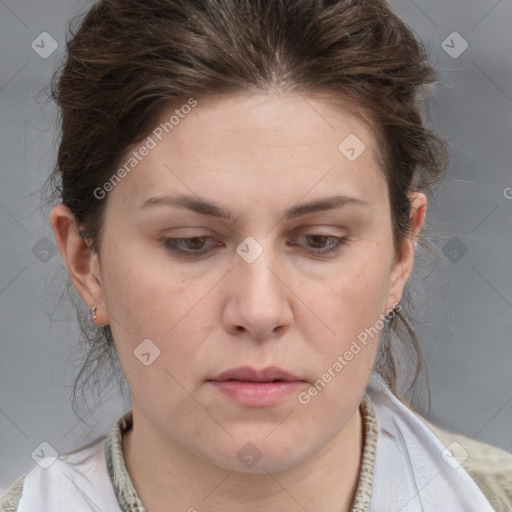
45, 0, 449, 417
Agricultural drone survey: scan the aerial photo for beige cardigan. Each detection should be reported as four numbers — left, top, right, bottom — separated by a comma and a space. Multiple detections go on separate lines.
2, 396, 512, 511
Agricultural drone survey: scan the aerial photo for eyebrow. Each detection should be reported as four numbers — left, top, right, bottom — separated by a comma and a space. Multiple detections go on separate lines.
139, 193, 368, 221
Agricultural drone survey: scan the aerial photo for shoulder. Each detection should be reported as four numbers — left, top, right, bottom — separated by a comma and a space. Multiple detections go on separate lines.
0, 436, 121, 512
0, 475, 25, 512
424, 418, 512, 511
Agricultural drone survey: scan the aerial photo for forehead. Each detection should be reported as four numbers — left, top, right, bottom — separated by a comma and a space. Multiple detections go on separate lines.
110, 92, 386, 212
154, 92, 377, 162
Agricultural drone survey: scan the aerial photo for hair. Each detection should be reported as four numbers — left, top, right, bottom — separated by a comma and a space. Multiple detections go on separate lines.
44, 0, 449, 418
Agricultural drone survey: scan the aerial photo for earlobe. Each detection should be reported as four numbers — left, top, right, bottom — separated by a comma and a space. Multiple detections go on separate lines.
49, 203, 108, 326
385, 191, 427, 312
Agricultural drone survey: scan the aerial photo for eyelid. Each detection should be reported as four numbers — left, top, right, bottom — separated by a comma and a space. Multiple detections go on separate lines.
160, 232, 349, 259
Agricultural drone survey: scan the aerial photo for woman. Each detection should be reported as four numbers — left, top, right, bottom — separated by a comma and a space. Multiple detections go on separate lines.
1, 0, 511, 511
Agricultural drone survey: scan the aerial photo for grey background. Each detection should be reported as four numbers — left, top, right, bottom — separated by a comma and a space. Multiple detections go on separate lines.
1, 0, 511, 496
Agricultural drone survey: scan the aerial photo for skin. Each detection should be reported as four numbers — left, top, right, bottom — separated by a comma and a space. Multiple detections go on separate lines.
51, 91, 426, 512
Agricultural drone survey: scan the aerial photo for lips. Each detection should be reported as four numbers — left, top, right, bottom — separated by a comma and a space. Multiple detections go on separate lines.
208, 366, 305, 407
209, 365, 304, 383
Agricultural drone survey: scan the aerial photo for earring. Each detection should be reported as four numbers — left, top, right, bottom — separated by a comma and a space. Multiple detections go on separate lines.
88, 306, 97, 321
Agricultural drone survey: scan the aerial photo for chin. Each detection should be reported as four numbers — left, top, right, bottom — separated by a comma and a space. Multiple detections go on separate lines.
200, 436, 314, 475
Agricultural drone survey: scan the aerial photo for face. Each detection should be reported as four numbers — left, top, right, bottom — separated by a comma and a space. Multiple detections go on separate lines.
53, 92, 424, 473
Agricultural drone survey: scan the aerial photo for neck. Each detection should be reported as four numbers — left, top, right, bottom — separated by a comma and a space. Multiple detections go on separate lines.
122, 406, 364, 512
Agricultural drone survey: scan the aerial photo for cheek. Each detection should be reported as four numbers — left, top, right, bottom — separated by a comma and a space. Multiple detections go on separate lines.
100, 234, 196, 335
309, 248, 391, 337
300, 244, 392, 392
101, 257, 208, 417
99, 237, 223, 384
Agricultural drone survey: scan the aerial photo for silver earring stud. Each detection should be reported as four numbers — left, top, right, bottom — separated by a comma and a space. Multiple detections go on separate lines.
88, 306, 97, 321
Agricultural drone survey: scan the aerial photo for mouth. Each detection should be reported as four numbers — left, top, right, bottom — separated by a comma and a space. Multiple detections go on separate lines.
208, 365, 304, 383
207, 366, 305, 407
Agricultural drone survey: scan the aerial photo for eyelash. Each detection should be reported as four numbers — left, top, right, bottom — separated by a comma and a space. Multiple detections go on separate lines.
161, 234, 348, 259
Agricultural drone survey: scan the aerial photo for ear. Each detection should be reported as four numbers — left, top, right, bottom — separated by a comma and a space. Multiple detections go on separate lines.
50, 203, 109, 326
385, 191, 427, 313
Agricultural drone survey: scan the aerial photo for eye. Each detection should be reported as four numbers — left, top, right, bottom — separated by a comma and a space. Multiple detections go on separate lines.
161, 233, 349, 260
161, 236, 219, 258
289, 234, 348, 255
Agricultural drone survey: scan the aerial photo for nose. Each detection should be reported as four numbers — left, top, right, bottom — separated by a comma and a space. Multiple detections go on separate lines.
222, 247, 293, 340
